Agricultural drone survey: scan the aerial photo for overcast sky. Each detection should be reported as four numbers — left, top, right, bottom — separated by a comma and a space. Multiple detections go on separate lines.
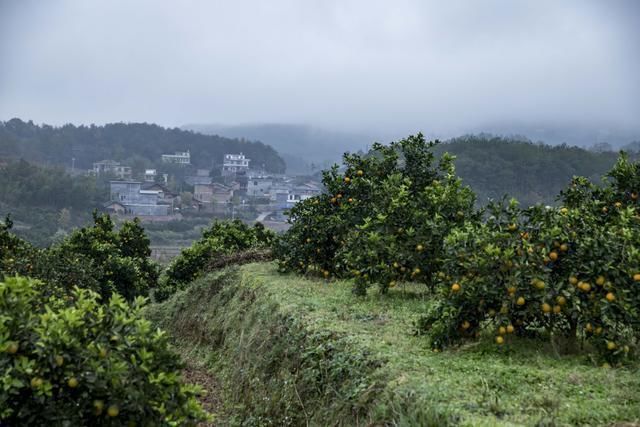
0, 0, 638, 137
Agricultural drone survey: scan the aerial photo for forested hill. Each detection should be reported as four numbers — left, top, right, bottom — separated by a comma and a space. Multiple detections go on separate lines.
433, 135, 624, 206
0, 119, 286, 173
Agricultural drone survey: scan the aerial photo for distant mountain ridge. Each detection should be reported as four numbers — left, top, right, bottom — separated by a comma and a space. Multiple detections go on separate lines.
0, 118, 286, 174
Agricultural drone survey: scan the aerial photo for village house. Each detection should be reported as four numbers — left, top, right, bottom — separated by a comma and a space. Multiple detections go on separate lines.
193, 182, 234, 205
222, 153, 250, 176
184, 169, 213, 186
91, 160, 132, 180
161, 150, 191, 165
106, 180, 170, 216
144, 169, 157, 182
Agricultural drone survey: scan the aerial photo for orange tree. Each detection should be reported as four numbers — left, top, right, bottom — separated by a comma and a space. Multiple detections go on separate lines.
274, 134, 476, 294
159, 220, 275, 301
0, 276, 208, 425
420, 154, 640, 363
53, 213, 159, 301
1, 213, 159, 301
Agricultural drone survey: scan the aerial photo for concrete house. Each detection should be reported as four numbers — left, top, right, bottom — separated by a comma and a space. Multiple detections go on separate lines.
91, 160, 132, 179
222, 153, 250, 176
161, 151, 191, 165
108, 181, 170, 216
194, 182, 234, 205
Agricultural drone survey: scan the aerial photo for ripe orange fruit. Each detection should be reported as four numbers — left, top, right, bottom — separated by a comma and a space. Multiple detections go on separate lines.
507, 286, 516, 295
569, 276, 578, 285
330, 197, 337, 204
606, 292, 615, 302
549, 251, 558, 261
6, 341, 18, 354
94, 400, 104, 413
615, 201, 622, 208
633, 273, 640, 282
416, 244, 424, 252
107, 405, 119, 417
516, 297, 525, 306
556, 296, 567, 306
506, 324, 515, 334
607, 341, 616, 351
451, 283, 461, 292
508, 223, 517, 232
580, 282, 591, 292
560, 243, 569, 252
560, 207, 569, 215
553, 305, 561, 314
631, 191, 638, 200
596, 276, 606, 286
323, 270, 329, 278
602, 207, 608, 214
357, 170, 364, 176
498, 326, 507, 335
495, 336, 504, 345
542, 303, 552, 313
533, 279, 545, 290
67, 377, 79, 388
344, 177, 351, 183
461, 320, 471, 330
336, 194, 342, 199
306, 238, 311, 243
585, 323, 593, 333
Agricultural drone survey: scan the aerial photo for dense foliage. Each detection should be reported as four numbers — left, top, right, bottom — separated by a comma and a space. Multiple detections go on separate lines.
276, 134, 640, 363
421, 155, 640, 363
0, 118, 286, 174
0, 276, 208, 425
0, 159, 104, 246
158, 220, 275, 301
275, 134, 477, 294
433, 135, 622, 207
1, 213, 158, 301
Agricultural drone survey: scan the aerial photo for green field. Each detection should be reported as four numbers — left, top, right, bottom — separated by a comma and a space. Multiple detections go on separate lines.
147, 263, 640, 426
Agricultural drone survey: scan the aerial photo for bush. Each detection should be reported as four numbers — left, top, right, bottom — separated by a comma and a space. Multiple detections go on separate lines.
420, 154, 640, 363
1, 213, 159, 302
158, 220, 275, 301
54, 213, 160, 301
275, 134, 476, 294
0, 276, 208, 425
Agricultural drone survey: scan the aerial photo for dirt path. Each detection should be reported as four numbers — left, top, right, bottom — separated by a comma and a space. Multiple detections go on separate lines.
181, 361, 223, 426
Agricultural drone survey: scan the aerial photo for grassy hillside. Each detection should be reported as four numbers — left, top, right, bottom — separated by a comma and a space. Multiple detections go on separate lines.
147, 263, 640, 426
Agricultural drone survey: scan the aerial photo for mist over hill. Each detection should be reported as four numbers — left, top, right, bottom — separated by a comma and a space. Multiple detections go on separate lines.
183, 123, 372, 174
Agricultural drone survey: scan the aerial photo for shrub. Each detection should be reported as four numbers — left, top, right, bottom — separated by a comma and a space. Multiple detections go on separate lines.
0, 276, 208, 425
54, 213, 160, 301
159, 220, 275, 301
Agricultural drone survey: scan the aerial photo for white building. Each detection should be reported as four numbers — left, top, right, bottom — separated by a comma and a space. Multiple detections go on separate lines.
222, 153, 250, 176
161, 151, 191, 165
144, 169, 157, 182
91, 160, 132, 179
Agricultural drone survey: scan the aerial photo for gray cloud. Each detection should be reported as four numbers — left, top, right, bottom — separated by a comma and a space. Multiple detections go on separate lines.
0, 0, 638, 139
